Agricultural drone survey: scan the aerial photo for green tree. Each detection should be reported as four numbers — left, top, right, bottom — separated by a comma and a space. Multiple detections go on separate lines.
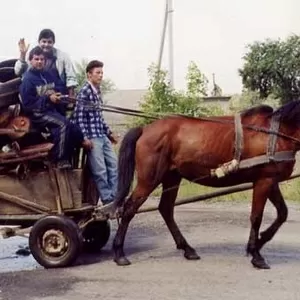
130, 62, 224, 127
239, 35, 300, 104
185, 61, 208, 97
74, 59, 116, 95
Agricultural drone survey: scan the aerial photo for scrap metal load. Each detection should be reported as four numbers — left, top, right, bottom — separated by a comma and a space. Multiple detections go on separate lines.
0, 59, 21, 108
0, 59, 52, 169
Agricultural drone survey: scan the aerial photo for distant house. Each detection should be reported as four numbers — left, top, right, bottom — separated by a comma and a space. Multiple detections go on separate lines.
103, 89, 232, 125
198, 96, 232, 112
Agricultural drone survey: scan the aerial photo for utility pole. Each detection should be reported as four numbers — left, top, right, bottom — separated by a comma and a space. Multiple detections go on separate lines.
168, 0, 174, 88
157, 0, 168, 72
157, 0, 174, 88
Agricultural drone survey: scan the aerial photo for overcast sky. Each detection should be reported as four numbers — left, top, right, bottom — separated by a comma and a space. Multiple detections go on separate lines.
1, 0, 299, 94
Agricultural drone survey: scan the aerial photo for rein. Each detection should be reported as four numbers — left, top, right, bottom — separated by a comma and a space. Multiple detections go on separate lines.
65, 96, 300, 145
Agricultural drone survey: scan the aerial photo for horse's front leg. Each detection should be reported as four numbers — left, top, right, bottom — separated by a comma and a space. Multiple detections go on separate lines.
246, 178, 273, 269
257, 183, 288, 251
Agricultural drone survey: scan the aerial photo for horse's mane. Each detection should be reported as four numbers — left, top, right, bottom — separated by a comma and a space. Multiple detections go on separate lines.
240, 100, 300, 125
240, 105, 274, 117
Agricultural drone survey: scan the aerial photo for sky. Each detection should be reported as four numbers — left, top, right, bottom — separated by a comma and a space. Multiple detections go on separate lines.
1, 0, 299, 95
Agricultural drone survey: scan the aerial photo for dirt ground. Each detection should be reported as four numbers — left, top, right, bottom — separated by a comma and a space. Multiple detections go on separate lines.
1, 200, 300, 300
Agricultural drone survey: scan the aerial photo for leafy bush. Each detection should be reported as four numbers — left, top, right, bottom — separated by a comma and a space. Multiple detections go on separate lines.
130, 61, 225, 127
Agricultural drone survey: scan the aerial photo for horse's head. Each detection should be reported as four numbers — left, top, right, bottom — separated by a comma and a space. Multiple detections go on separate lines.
270, 100, 300, 149
272, 100, 300, 126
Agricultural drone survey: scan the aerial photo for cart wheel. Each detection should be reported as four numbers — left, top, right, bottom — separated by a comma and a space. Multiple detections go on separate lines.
29, 215, 82, 269
82, 220, 111, 253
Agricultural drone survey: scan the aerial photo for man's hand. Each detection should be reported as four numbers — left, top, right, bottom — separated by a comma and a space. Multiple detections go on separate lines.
82, 138, 93, 150
49, 93, 61, 104
108, 132, 119, 144
45, 89, 56, 96
18, 38, 30, 61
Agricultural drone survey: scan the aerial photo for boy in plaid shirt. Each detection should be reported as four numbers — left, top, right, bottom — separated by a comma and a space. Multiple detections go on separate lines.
71, 60, 118, 207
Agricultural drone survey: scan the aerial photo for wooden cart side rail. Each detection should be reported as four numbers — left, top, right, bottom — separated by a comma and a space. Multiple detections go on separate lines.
137, 172, 300, 214
0, 191, 51, 214
0, 206, 95, 225
0, 214, 44, 221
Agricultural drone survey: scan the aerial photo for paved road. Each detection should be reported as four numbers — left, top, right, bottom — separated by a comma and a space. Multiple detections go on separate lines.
1, 200, 300, 300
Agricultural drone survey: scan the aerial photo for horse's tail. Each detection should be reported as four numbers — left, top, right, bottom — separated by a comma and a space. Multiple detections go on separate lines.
115, 126, 143, 207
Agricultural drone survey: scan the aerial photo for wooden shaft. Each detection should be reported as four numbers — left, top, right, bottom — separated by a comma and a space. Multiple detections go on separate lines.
137, 172, 300, 214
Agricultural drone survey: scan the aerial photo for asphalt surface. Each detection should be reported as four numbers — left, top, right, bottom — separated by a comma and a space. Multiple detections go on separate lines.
1, 200, 300, 300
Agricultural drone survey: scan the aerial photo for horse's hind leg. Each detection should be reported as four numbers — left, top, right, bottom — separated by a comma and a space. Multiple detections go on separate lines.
113, 183, 154, 266
257, 183, 288, 251
246, 178, 272, 269
159, 171, 200, 260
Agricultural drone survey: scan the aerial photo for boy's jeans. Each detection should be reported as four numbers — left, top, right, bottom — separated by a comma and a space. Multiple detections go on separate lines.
88, 136, 118, 204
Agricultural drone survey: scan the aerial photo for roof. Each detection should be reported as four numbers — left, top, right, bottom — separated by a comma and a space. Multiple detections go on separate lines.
103, 89, 147, 109
103, 89, 147, 124
200, 96, 232, 102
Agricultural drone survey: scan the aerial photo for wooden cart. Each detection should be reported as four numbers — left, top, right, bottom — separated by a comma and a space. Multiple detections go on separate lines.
0, 144, 112, 269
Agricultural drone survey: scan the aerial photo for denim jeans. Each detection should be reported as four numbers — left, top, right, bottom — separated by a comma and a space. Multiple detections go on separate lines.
88, 136, 118, 204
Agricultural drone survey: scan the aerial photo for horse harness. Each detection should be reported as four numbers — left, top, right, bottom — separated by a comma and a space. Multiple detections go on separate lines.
210, 113, 296, 178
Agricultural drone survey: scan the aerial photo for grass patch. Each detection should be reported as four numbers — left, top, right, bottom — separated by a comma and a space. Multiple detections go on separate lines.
279, 176, 300, 201
150, 180, 251, 202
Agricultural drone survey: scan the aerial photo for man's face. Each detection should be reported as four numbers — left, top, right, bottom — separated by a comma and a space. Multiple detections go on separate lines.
30, 54, 45, 70
88, 67, 103, 86
39, 38, 54, 53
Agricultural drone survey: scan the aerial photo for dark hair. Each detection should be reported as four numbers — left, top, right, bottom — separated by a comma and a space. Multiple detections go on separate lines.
29, 46, 45, 60
86, 60, 104, 73
38, 29, 55, 43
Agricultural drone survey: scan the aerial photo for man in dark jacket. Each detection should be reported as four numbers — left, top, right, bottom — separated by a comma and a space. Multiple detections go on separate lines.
15, 29, 78, 101
19, 46, 86, 169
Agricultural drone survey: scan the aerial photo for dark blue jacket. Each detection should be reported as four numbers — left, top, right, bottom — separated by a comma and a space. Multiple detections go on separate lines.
19, 68, 64, 114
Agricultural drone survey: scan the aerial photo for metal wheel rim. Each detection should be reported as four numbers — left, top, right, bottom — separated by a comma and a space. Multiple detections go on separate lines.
38, 229, 70, 260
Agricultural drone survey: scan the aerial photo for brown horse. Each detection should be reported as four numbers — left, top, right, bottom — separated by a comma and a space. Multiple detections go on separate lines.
112, 101, 300, 269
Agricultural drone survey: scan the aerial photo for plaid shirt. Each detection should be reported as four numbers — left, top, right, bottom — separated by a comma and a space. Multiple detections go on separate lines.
71, 82, 111, 139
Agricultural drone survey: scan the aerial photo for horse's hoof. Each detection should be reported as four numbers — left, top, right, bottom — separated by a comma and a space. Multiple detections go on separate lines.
114, 256, 131, 266
184, 250, 200, 260
251, 257, 270, 269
